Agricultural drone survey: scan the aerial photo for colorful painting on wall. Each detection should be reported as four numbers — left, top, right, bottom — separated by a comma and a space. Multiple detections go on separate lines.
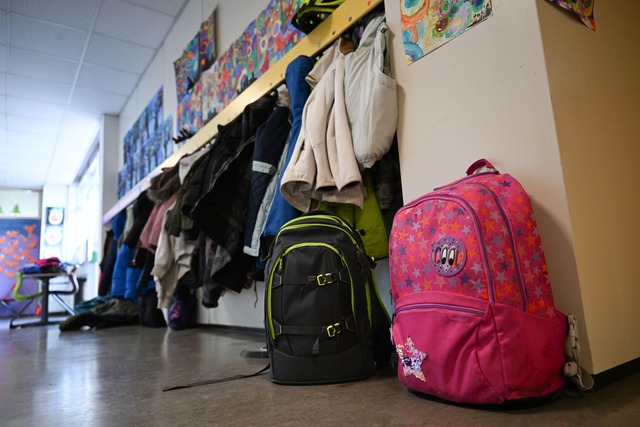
0, 218, 40, 317
199, 11, 217, 73
400, 0, 493, 65
546, 0, 595, 31
118, 86, 165, 197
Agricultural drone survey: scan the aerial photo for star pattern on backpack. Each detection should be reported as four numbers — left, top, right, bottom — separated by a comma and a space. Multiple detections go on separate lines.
396, 336, 427, 382
389, 173, 557, 318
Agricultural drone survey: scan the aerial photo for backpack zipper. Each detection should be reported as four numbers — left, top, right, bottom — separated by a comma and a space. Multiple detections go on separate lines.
394, 303, 485, 318
466, 182, 528, 311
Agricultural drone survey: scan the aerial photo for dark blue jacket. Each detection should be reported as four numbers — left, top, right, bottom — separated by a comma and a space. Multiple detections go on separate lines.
260, 56, 314, 254
242, 104, 291, 257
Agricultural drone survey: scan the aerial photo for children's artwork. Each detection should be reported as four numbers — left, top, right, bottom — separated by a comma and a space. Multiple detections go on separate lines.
177, 81, 203, 136
280, 0, 305, 54
546, 0, 595, 31
118, 169, 127, 198
154, 132, 166, 167
0, 218, 40, 317
147, 88, 163, 137
233, 20, 259, 96
177, 92, 191, 136
174, 54, 188, 101
256, 0, 283, 75
138, 108, 149, 148
199, 10, 216, 73
163, 117, 174, 154
201, 66, 219, 124
185, 34, 200, 86
400, 0, 493, 65
215, 47, 238, 110
123, 129, 133, 165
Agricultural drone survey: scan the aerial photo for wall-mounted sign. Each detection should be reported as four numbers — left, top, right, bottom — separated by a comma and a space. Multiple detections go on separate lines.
42, 207, 65, 259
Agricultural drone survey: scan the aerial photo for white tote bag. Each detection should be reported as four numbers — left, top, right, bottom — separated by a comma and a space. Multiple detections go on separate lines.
344, 14, 398, 169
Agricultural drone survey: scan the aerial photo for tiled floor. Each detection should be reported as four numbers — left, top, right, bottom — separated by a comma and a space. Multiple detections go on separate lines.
1, 317, 639, 426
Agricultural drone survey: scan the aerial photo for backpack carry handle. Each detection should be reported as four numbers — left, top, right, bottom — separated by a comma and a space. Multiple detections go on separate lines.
466, 159, 498, 175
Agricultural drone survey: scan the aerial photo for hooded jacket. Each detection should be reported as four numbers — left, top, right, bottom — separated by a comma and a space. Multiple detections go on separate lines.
280, 42, 364, 211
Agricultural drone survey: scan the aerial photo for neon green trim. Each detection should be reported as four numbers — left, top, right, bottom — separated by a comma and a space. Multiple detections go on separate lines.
266, 256, 282, 340
277, 221, 363, 250
266, 242, 356, 339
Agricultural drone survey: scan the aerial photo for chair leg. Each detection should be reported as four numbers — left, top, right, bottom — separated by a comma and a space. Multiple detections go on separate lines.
51, 294, 77, 316
8, 299, 37, 329
1, 299, 19, 316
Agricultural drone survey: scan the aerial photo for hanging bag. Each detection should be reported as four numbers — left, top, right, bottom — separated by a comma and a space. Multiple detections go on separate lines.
344, 14, 398, 170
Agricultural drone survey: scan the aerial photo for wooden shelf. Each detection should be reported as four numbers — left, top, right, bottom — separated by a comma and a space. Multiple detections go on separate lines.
103, 0, 383, 225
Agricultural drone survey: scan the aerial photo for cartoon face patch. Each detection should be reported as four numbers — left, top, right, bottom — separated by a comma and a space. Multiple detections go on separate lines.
396, 336, 427, 382
431, 237, 466, 276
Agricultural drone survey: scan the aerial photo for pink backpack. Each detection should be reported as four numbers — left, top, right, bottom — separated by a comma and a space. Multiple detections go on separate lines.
389, 159, 567, 404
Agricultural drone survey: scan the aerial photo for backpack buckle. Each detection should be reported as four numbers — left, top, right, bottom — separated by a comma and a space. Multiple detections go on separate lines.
316, 273, 333, 286
326, 322, 342, 337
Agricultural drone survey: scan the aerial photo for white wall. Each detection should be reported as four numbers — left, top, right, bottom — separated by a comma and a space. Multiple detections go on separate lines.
536, 0, 640, 373
0, 189, 40, 218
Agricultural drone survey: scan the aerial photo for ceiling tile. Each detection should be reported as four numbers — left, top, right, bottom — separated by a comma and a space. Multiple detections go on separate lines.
77, 63, 139, 96
69, 87, 128, 115
6, 130, 57, 147
0, 1, 6, 11
0, 115, 5, 130
9, 48, 79, 84
7, 115, 60, 135
10, 13, 88, 60
94, 0, 174, 48
7, 97, 66, 122
61, 109, 103, 132
0, 11, 5, 45
84, 33, 155, 74
46, 165, 79, 185
2, 164, 47, 177
0, 46, 6, 72
7, 75, 72, 104
10, 0, 101, 31
124, 0, 187, 16
50, 143, 88, 163
6, 143, 55, 160
0, 95, 5, 113
0, 72, 5, 95
49, 142, 91, 182
58, 123, 100, 145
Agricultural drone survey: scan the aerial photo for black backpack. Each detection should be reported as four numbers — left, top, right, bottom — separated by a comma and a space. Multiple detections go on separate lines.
264, 211, 392, 384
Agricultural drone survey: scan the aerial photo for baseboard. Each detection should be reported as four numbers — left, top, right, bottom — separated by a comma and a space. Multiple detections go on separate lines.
592, 357, 640, 391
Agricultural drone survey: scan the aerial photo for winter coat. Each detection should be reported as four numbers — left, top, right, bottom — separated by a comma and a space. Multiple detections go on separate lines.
190, 93, 276, 302
99, 209, 127, 296
122, 191, 154, 248
280, 42, 364, 211
139, 169, 180, 253
260, 55, 314, 251
243, 103, 291, 257
109, 243, 131, 298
